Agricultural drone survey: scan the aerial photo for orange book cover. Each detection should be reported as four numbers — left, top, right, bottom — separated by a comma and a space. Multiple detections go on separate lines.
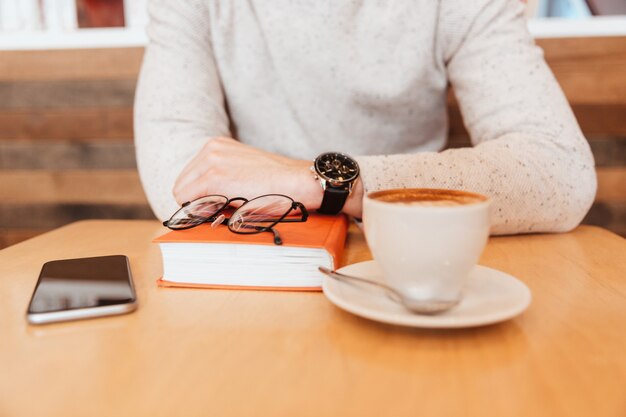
153, 214, 349, 291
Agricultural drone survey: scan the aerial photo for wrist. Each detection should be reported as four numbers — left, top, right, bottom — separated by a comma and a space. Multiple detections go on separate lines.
342, 178, 364, 218
295, 159, 364, 217
292, 159, 324, 210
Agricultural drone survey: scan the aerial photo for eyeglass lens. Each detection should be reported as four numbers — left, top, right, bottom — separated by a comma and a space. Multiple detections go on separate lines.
228, 195, 295, 234
167, 195, 228, 229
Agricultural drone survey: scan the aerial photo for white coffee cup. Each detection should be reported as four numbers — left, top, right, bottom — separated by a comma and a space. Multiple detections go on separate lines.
363, 188, 491, 304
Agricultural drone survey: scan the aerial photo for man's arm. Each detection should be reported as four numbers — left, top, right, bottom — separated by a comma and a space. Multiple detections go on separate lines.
134, 0, 231, 221
356, 0, 596, 234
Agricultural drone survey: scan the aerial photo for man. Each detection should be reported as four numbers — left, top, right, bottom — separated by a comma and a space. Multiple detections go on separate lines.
135, 0, 596, 234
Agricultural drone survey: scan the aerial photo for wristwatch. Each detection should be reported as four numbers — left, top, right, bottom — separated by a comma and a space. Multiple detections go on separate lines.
311, 152, 360, 214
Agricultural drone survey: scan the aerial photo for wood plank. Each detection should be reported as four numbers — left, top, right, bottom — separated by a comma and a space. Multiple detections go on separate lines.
0, 170, 148, 204
0, 48, 144, 82
549, 68, 626, 106
2, 104, 623, 143
448, 103, 626, 137
536, 37, 626, 105
536, 36, 626, 64
596, 167, 626, 203
583, 201, 626, 237
570, 105, 626, 136
446, 135, 472, 148
0, 79, 136, 109
0, 140, 137, 169
0, 203, 154, 229
587, 136, 626, 168
0, 107, 133, 140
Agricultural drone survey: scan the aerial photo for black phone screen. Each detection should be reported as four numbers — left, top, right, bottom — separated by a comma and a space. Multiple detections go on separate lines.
27, 255, 136, 314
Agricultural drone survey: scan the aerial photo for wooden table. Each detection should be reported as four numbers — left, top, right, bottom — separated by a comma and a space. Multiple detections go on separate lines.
1, 221, 625, 417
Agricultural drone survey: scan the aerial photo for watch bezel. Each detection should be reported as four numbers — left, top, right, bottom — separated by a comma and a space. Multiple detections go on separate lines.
314, 152, 360, 186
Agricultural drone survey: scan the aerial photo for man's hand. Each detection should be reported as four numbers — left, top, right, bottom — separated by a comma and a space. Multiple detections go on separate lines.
173, 137, 363, 217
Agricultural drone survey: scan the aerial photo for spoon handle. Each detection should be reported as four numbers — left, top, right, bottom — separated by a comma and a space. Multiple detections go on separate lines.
318, 266, 403, 301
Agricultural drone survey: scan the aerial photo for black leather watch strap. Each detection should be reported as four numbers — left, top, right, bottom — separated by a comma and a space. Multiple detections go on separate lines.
317, 186, 349, 215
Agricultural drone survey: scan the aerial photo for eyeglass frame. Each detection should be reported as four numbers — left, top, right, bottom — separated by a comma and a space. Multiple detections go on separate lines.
162, 193, 309, 245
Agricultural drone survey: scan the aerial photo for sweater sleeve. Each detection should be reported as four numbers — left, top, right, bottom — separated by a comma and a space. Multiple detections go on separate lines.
134, 0, 230, 221
355, 0, 596, 235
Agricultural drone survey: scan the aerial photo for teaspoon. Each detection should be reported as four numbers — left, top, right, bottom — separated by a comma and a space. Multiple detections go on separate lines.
318, 266, 459, 315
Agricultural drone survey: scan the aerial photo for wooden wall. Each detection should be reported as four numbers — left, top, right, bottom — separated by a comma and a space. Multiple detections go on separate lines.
0, 47, 150, 247
0, 37, 625, 248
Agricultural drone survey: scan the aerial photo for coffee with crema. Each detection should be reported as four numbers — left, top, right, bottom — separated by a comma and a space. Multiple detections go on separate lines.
368, 188, 487, 207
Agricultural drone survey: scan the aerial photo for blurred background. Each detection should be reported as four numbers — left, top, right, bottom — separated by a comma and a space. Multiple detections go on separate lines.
0, 0, 625, 248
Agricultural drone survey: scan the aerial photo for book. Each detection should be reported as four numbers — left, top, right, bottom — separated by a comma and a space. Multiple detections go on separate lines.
154, 214, 349, 291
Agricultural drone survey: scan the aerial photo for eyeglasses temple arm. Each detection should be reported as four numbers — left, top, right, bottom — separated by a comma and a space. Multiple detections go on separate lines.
270, 228, 283, 245
294, 202, 309, 221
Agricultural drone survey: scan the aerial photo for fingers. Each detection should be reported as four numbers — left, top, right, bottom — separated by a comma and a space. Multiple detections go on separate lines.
175, 137, 223, 189
174, 171, 213, 205
174, 137, 235, 204
171, 136, 314, 208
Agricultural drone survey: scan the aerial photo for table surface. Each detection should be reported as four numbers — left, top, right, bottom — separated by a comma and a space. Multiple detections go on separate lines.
1, 220, 625, 417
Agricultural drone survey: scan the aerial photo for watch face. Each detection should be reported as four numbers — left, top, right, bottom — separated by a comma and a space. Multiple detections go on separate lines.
315, 152, 360, 184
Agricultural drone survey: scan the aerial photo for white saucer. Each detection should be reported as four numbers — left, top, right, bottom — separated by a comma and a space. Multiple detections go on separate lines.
322, 260, 531, 328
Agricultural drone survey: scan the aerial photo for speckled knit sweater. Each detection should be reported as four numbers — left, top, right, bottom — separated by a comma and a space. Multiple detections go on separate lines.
134, 0, 596, 235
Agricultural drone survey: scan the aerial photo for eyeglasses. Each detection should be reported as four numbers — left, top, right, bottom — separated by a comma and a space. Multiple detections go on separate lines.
163, 194, 309, 245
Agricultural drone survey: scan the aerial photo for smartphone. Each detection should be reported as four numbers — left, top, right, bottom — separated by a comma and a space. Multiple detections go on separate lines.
27, 255, 137, 325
